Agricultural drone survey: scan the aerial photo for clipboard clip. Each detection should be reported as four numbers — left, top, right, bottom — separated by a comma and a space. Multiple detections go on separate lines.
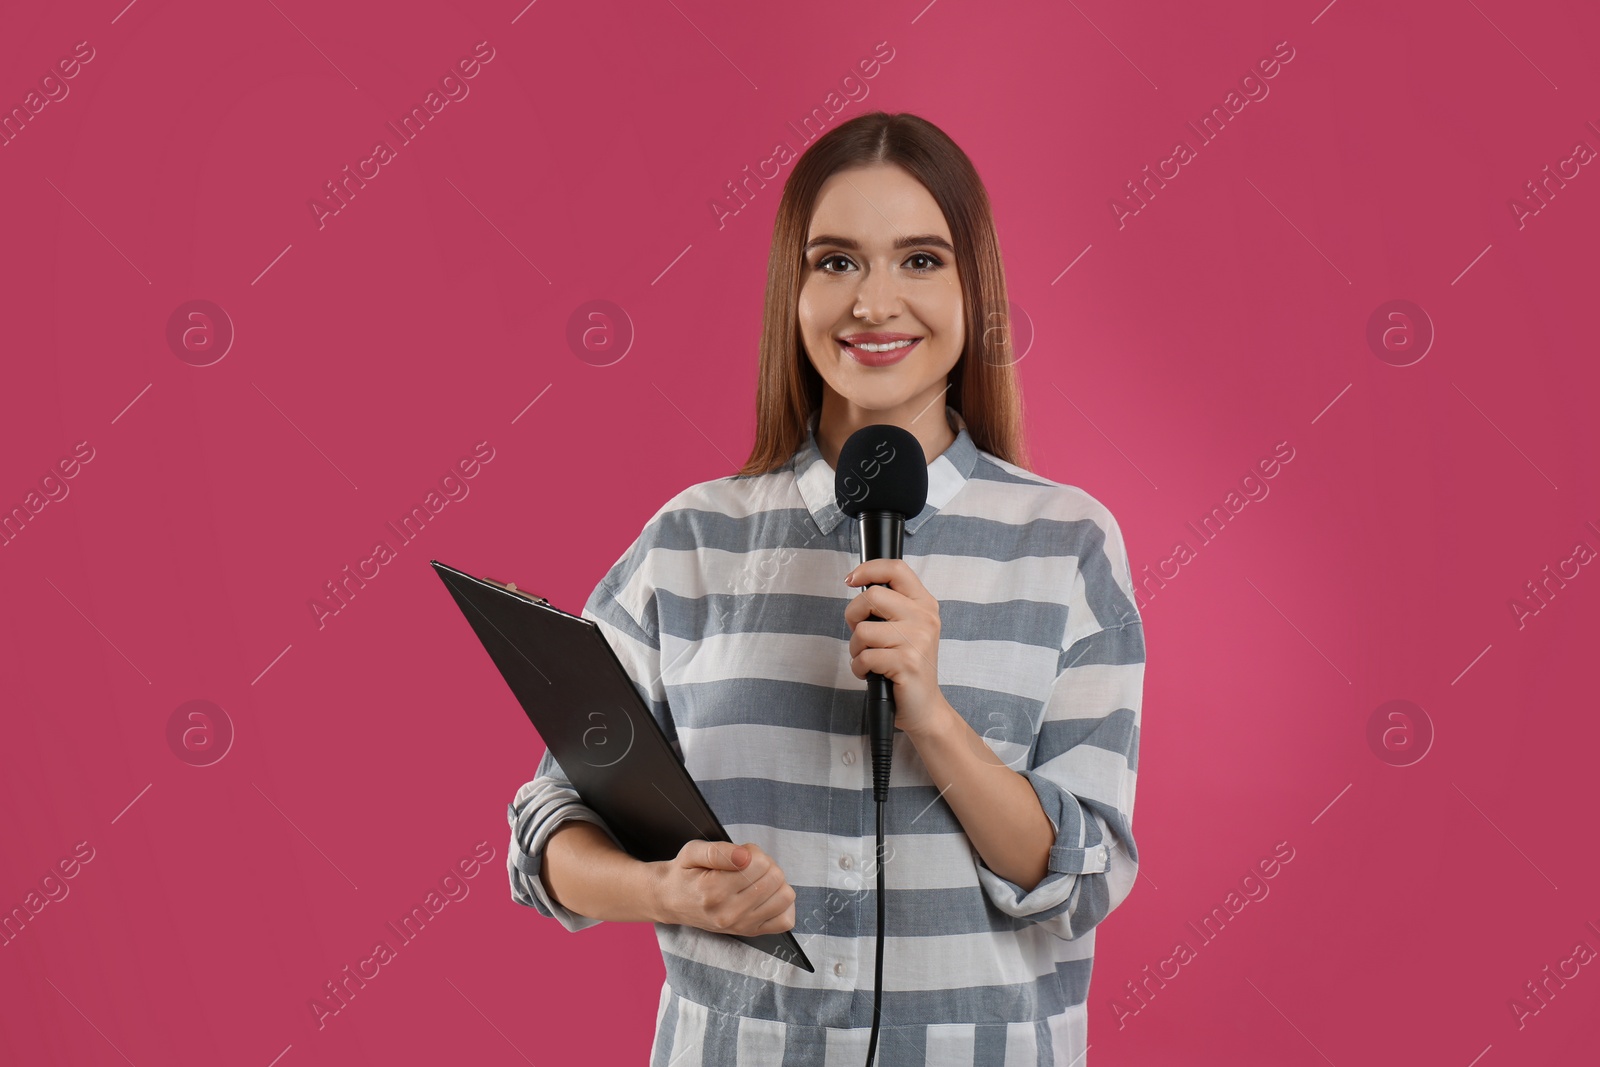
482, 576, 550, 607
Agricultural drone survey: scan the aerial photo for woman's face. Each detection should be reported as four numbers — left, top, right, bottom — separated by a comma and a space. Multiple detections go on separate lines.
797, 163, 964, 424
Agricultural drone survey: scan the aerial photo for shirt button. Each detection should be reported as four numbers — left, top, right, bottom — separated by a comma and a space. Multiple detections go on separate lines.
840, 854, 852, 870
842, 750, 855, 765
834, 962, 845, 977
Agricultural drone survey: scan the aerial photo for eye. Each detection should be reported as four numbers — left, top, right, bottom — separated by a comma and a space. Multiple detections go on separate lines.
811, 251, 946, 274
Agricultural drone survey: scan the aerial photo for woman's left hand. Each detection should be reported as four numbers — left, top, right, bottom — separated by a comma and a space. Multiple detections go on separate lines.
844, 559, 952, 738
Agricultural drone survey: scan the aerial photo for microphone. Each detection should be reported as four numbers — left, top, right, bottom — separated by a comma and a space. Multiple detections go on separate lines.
834, 424, 929, 803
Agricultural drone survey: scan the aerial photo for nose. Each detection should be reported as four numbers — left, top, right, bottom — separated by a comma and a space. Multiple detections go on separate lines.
852, 264, 903, 324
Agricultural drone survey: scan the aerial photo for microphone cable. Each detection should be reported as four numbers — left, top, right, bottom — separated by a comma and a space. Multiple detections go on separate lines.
863, 652, 895, 1067
864, 783, 888, 1066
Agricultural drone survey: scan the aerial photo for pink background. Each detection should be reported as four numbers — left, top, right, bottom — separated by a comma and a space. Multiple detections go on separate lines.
3, 1, 1597, 1064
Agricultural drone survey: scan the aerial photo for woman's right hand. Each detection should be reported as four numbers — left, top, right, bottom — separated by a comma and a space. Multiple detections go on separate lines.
652, 840, 797, 936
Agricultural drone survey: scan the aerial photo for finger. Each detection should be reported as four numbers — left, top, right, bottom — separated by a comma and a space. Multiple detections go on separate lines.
845, 585, 916, 627
853, 606, 937, 654
688, 840, 750, 871
845, 559, 927, 599
748, 882, 797, 931
739, 868, 793, 915
734, 863, 785, 904
846, 557, 910, 583
850, 619, 907, 659
730, 848, 775, 884
748, 889, 800, 927
729, 845, 776, 879
851, 647, 894, 679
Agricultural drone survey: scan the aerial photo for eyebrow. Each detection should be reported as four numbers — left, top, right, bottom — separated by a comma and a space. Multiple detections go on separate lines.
803, 233, 955, 255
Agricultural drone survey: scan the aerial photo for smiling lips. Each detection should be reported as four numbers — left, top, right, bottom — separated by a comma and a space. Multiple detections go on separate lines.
837, 332, 921, 366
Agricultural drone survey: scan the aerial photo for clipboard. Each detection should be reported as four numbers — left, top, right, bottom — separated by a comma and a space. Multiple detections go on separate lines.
431, 559, 814, 973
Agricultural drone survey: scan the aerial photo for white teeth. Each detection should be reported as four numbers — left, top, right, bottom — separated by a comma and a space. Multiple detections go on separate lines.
844, 338, 916, 352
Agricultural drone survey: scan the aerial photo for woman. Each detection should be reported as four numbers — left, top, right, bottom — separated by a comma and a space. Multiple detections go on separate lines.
508, 111, 1145, 1066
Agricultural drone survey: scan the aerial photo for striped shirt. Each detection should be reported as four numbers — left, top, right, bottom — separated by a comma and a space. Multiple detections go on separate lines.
508, 405, 1145, 1066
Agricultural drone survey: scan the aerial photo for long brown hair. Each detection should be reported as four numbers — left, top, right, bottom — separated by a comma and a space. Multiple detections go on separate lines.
737, 111, 1031, 476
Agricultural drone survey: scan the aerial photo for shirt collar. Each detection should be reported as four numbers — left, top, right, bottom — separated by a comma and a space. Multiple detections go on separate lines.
790, 404, 980, 537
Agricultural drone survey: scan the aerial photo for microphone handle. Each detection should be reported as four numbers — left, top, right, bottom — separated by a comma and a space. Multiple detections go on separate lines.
858, 512, 904, 803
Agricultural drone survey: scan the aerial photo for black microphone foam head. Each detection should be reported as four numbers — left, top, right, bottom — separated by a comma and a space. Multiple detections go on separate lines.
834, 423, 929, 519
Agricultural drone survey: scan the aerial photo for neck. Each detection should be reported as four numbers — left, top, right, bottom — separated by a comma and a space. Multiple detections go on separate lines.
815, 386, 957, 471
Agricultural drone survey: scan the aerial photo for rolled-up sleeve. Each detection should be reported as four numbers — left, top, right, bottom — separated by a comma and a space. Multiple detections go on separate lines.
506, 517, 679, 932
507, 748, 624, 931
975, 509, 1145, 940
